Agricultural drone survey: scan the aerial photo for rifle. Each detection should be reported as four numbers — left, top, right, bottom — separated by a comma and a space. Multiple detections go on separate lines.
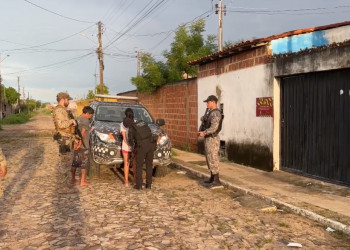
67, 110, 86, 148
199, 108, 209, 132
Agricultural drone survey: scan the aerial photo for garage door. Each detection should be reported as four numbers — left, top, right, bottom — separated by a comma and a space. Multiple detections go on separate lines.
281, 68, 350, 185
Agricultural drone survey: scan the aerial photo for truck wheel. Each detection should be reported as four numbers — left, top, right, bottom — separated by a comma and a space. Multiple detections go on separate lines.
88, 154, 100, 178
153, 165, 169, 177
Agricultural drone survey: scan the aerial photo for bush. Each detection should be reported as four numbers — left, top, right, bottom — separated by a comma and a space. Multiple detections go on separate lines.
0, 112, 32, 125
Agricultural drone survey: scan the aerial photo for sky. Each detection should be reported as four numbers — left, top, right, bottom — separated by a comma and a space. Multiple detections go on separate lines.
1, 0, 350, 103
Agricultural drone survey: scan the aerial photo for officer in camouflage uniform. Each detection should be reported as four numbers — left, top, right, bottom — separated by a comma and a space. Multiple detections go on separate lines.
0, 147, 7, 196
198, 95, 223, 189
52, 92, 77, 194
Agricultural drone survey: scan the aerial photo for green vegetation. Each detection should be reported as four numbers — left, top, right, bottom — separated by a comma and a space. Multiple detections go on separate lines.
41, 108, 52, 115
171, 149, 178, 157
131, 19, 218, 93
0, 112, 33, 125
278, 222, 290, 228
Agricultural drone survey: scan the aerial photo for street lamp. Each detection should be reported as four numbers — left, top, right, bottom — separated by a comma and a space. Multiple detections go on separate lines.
0, 54, 10, 119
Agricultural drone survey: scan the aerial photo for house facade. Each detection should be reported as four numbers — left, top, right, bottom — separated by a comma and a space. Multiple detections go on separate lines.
190, 21, 350, 185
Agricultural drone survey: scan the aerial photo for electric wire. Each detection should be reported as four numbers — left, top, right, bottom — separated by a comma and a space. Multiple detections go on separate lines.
23, 0, 96, 23
3, 24, 96, 52
104, 0, 169, 49
6, 52, 94, 75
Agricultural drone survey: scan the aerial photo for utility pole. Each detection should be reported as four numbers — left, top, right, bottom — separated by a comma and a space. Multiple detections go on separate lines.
0, 54, 10, 119
17, 76, 21, 113
136, 50, 142, 77
93, 74, 97, 94
216, 0, 226, 51
0, 54, 2, 118
97, 21, 104, 94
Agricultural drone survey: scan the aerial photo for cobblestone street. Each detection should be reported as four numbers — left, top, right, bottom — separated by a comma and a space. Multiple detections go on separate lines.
0, 115, 349, 249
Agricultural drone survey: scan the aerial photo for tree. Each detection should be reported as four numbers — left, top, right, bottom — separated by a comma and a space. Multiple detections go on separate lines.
131, 19, 217, 93
164, 19, 217, 82
131, 53, 166, 93
86, 90, 95, 99
95, 84, 109, 95
26, 99, 37, 112
5, 87, 20, 105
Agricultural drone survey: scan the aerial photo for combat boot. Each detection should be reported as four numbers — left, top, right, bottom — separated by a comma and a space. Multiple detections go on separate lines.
204, 172, 214, 184
208, 174, 223, 189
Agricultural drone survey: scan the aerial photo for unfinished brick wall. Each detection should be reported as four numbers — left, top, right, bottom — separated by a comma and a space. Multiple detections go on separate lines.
198, 46, 270, 78
119, 79, 198, 151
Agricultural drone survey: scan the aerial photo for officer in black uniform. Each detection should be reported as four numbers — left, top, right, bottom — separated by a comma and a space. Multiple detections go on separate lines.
123, 117, 156, 190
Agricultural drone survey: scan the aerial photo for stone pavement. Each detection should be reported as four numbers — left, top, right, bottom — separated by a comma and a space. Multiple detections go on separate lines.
171, 148, 350, 235
1, 114, 350, 249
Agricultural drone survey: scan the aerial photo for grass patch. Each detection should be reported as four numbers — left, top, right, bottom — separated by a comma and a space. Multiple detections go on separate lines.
262, 237, 273, 244
171, 149, 178, 157
41, 109, 52, 115
180, 145, 194, 152
0, 112, 33, 125
278, 222, 289, 228
331, 230, 350, 241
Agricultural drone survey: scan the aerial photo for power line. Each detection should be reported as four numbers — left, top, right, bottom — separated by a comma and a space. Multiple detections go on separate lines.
2, 24, 96, 52
23, 0, 96, 23
104, 0, 169, 49
6, 52, 94, 75
226, 5, 350, 15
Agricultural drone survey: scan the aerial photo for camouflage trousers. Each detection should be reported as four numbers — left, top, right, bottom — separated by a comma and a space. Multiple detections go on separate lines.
204, 135, 220, 174
58, 151, 73, 189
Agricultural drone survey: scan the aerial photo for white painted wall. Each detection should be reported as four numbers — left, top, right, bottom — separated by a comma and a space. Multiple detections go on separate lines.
198, 64, 274, 149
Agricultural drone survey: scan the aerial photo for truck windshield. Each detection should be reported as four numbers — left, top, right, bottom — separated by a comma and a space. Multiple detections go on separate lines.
95, 106, 153, 124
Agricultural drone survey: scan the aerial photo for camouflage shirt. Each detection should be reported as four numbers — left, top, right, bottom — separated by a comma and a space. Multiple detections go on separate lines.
204, 109, 222, 136
0, 147, 6, 168
52, 105, 76, 137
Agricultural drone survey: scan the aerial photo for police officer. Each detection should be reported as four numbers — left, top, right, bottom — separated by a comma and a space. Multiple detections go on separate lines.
198, 95, 223, 189
0, 147, 7, 196
123, 117, 156, 190
52, 92, 77, 194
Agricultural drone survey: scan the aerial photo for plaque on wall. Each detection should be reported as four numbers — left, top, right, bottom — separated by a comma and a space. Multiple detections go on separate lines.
256, 97, 273, 117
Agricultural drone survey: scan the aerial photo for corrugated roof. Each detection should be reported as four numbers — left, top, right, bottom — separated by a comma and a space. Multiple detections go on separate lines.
188, 20, 350, 65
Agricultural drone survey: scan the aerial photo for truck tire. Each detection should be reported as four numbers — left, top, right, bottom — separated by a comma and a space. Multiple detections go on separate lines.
153, 165, 169, 177
88, 154, 100, 178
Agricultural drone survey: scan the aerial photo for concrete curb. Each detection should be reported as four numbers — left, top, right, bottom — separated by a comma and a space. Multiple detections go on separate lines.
171, 160, 350, 236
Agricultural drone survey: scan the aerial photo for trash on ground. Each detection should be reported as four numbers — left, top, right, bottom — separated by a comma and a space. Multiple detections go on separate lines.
260, 206, 277, 213
277, 209, 284, 212
287, 242, 302, 248
326, 227, 335, 232
176, 171, 187, 174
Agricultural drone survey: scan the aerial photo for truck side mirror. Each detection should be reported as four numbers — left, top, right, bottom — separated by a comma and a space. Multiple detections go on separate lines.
156, 119, 165, 126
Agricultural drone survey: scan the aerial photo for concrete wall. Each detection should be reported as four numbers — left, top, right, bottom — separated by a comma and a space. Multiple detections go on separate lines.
273, 43, 350, 76
271, 25, 350, 55
197, 46, 274, 170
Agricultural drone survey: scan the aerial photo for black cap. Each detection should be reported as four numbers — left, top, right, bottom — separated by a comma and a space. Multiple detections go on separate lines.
203, 95, 218, 102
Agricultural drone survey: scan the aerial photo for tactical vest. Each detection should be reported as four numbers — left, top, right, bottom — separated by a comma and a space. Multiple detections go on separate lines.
53, 105, 75, 137
203, 108, 224, 136
131, 120, 153, 144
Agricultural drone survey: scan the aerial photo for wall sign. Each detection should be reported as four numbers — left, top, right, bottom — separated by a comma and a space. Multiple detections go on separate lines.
256, 97, 273, 117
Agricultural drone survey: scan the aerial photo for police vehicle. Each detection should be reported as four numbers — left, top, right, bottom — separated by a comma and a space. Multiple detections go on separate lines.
88, 95, 171, 177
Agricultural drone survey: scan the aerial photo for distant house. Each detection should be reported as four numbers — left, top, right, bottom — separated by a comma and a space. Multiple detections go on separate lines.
1, 99, 13, 119
189, 20, 350, 185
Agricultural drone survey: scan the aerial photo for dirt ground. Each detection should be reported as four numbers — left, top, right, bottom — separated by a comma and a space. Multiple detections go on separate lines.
0, 112, 350, 249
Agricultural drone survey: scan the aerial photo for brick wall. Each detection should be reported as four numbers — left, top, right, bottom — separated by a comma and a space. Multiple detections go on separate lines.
198, 46, 270, 78
119, 79, 198, 151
